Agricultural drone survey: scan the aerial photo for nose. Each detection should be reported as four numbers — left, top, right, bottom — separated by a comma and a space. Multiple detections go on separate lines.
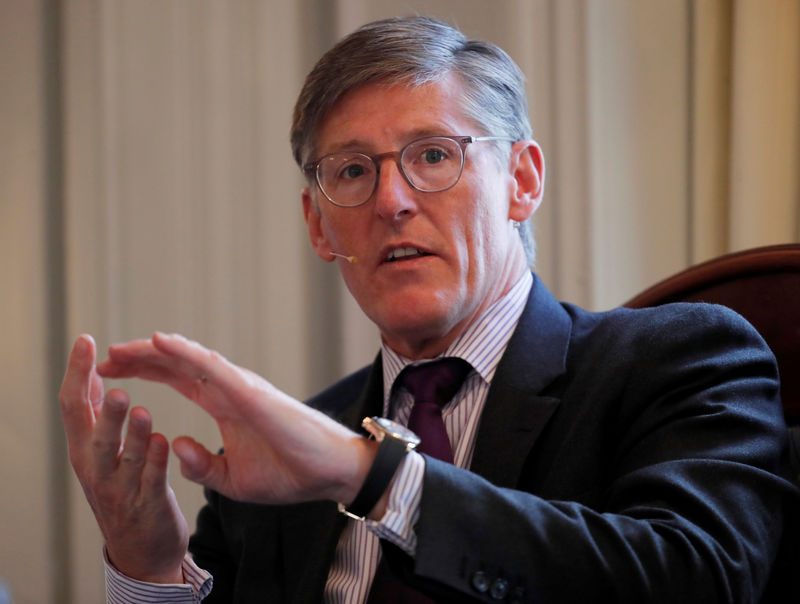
373, 155, 419, 221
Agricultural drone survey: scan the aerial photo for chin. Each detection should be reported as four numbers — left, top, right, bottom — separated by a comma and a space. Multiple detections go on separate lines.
373, 304, 460, 350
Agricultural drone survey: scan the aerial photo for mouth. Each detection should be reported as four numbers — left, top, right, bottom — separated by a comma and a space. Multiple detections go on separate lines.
383, 246, 432, 263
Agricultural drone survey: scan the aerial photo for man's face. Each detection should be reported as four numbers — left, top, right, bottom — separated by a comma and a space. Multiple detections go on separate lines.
302, 74, 543, 359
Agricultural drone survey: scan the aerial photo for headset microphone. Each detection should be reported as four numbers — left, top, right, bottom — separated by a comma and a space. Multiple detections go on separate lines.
330, 252, 358, 264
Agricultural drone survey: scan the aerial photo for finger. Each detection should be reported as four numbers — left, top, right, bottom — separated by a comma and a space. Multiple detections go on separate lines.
59, 335, 98, 445
152, 332, 233, 385
117, 406, 152, 484
173, 436, 227, 493
151, 332, 257, 408
92, 389, 130, 477
97, 338, 166, 378
105, 337, 156, 359
97, 359, 175, 383
139, 432, 171, 497
89, 356, 105, 416
99, 336, 204, 391
103, 332, 237, 409
99, 358, 209, 411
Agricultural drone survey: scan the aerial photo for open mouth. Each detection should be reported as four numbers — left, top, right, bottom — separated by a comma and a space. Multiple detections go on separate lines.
384, 247, 432, 262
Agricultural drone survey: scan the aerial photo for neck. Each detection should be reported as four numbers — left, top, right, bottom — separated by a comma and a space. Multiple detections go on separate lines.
382, 265, 530, 360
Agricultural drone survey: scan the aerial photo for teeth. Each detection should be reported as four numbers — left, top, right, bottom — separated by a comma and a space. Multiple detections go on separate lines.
387, 247, 423, 261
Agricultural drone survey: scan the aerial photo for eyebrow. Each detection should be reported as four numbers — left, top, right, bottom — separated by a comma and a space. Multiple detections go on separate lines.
319, 127, 458, 156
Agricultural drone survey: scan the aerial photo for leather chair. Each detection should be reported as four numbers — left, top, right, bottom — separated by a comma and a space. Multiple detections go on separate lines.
625, 244, 800, 483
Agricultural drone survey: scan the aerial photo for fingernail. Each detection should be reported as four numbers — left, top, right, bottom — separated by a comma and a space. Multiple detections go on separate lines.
74, 336, 88, 355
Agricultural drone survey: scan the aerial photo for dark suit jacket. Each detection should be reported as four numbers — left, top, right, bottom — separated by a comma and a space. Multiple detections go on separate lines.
189, 275, 798, 603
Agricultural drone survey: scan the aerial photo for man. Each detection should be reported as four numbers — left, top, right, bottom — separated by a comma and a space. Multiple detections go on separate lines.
60, 16, 796, 603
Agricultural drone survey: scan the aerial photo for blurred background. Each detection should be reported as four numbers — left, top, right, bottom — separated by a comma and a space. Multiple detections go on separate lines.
1, 0, 798, 601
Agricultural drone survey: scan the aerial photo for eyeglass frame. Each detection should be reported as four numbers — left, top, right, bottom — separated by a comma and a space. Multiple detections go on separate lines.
302, 135, 516, 208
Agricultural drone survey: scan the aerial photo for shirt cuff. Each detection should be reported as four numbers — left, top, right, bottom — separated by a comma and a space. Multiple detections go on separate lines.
104, 548, 213, 603
366, 450, 425, 555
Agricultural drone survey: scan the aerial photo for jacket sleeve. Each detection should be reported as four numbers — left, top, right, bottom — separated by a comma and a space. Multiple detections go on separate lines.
384, 304, 799, 603
187, 488, 236, 603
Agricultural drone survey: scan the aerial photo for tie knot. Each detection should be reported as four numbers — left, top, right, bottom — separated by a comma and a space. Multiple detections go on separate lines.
397, 357, 472, 409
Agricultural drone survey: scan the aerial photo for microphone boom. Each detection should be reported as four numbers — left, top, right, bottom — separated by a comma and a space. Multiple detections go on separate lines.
330, 252, 358, 264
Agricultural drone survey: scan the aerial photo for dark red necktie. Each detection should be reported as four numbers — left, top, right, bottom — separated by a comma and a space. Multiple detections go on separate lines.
402, 358, 472, 463
366, 358, 472, 603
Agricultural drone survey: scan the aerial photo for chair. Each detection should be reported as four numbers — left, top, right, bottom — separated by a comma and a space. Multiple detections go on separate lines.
625, 244, 800, 482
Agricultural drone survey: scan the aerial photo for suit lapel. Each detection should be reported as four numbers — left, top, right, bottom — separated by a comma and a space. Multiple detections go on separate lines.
281, 502, 344, 603
470, 275, 571, 487
340, 353, 385, 431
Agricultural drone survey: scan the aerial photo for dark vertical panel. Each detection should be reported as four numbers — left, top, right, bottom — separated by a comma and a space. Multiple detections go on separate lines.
41, 0, 70, 601
686, 0, 695, 265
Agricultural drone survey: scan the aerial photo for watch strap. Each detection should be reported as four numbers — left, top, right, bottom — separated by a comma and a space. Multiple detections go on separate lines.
339, 435, 408, 520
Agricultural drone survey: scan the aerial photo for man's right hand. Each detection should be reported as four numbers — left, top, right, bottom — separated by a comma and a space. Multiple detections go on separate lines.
59, 334, 189, 584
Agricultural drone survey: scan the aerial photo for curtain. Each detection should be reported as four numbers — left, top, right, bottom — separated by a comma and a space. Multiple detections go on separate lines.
692, 0, 800, 263
2, 1, 798, 601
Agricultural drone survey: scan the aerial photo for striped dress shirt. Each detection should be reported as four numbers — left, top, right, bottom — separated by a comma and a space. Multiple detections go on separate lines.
105, 272, 533, 603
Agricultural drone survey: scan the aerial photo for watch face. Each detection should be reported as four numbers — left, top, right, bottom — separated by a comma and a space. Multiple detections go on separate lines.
366, 417, 421, 448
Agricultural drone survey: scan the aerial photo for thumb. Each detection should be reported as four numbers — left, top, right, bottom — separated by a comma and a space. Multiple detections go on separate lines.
172, 436, 228, 492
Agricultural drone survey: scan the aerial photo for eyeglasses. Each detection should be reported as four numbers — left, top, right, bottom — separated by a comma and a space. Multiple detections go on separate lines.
303, 135, 515, 207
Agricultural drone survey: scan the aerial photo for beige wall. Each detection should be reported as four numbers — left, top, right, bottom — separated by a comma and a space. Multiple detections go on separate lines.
1, 1, 797, 602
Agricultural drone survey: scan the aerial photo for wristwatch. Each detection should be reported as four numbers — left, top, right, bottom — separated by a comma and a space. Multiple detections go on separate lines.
338, 417, 420, 520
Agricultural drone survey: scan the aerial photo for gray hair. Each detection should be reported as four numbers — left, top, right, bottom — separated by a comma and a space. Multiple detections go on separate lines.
290, 16, 537, 265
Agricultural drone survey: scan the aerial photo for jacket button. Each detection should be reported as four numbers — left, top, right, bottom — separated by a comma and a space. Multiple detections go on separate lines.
490, 577, 510, 599
471, 570, 490, 593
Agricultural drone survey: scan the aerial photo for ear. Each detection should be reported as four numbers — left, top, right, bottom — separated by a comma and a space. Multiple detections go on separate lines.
507, 140, 545, 223
302, 187, 336, 262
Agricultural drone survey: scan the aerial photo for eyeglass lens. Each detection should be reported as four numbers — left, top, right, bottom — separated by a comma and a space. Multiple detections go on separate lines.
316, 137, 465, 206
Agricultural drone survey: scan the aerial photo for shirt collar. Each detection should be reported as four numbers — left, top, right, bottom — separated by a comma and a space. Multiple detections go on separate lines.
380, 271, 533, 408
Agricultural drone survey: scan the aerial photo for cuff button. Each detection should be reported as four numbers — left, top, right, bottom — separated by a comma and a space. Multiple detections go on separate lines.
490, 577, 510, 600
470, 570, 490, 593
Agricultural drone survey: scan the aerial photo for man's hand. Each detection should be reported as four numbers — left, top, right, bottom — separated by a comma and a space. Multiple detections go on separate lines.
95, 332, 378, 508
59, 335, 188, 584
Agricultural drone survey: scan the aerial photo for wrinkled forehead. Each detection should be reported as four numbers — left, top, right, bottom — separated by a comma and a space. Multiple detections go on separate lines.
308, 74, 481, 161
